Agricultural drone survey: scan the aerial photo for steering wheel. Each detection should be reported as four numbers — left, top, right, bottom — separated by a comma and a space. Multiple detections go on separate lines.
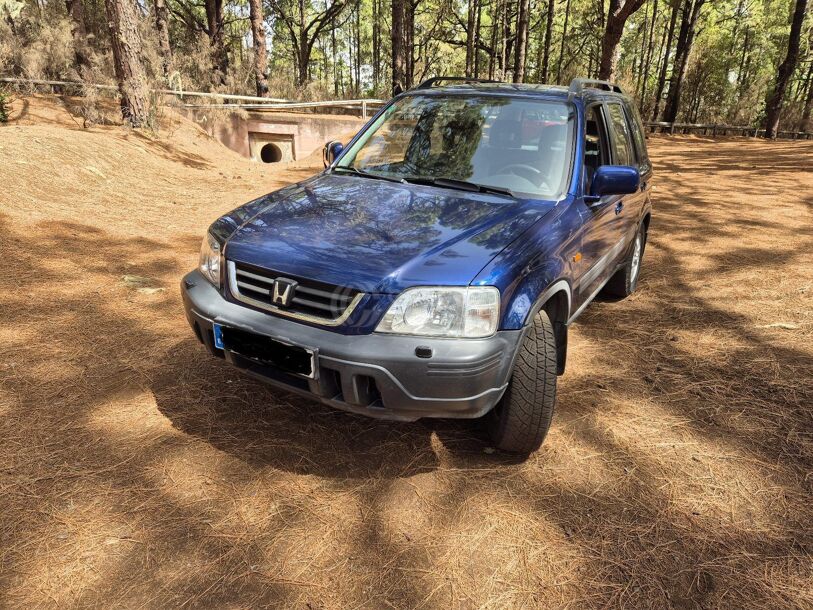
496, 163, 543, 184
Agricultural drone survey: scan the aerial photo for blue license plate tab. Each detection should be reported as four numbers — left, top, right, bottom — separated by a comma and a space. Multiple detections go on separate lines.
212, 323, 225, 349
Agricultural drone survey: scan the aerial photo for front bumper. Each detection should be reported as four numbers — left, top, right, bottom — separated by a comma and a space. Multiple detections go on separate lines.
181, 270, 524, 421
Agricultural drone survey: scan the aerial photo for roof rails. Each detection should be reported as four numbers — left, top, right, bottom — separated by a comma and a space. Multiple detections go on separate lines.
414, 77, 503, 90
568, 78, 624, 98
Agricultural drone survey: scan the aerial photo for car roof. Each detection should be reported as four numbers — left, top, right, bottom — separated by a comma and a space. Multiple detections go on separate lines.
404, 81, 629, 104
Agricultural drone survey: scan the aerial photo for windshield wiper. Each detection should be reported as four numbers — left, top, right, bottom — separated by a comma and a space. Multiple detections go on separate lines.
404, 176, 516, 198
331, 166, 405, 184
333, 167, 516, 197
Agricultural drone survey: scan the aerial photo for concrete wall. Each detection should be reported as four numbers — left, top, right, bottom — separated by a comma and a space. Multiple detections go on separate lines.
179, 108, 366, 162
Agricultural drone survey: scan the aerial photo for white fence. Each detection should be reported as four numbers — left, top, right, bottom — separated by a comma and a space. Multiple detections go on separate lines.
645, 120, 812, 140
0, 77, 385, 118
3, 77, 810, 136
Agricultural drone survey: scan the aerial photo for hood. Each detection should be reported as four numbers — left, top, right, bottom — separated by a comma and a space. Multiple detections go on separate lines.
221, 173, 555, 293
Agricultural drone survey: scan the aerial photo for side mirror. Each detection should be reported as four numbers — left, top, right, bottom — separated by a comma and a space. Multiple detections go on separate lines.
322, 140, 344, 167
589, 165, 640, 198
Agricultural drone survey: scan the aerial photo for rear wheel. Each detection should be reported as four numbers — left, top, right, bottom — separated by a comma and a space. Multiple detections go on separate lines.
602, 223, 646, 298
486, 309, 557, 455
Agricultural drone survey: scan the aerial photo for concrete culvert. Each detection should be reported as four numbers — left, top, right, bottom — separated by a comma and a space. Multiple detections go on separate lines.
260, 143, 283, 163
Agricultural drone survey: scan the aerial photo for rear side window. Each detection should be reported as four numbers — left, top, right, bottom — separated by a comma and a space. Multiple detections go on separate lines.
606, 103, 634, 166
624, 102, 651, 172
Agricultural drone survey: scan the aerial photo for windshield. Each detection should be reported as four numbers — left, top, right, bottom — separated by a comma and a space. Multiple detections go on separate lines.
338, 94, 573, 199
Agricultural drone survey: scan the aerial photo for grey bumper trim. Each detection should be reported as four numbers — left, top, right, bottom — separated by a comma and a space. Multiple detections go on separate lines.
319, 354, 508, 403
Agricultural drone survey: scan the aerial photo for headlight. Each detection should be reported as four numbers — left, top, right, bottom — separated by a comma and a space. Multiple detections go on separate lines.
376, 286, 500, 338
199, 232, 222, 288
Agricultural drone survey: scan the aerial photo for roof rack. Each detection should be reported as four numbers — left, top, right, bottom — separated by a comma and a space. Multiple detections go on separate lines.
414, 77, 503, 90
568, 78, 623, 98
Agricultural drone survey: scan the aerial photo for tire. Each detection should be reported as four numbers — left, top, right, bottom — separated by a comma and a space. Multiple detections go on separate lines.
486, 309, 557, 455
602, 223, 647, 298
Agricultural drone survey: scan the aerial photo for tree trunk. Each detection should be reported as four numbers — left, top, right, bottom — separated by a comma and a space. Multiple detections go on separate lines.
652, 0, 678, 120
488, 0, 501, 78
248, 0, 268, 96
293, 0, 309, 86
501, 0, 512, 78
736, 27, 749, 87
105, 0, 149, 127
763, 0, 808, 138
474, 0, 482, 76
405, 0, 415, 87
355, 2, 362, 93
633, 0, 648, 95
540, 0, 555, 82
205, 0, 228, 86
556, 0, 571, 82
348, 17, 355, 93
512, 0, 530, 82
332, 23, 339, 96
466, 0, 477, 77
662, 0, 705, 123
597, 16, 624, 81
638, 0, 657, 107
799, 58, 813, 132
65, 0, 93, 77
372, 0, 380, 88
392, 0, 407, 94
152, 0, 172, 79
598, 0, 646, 81
296, 38, 312, 86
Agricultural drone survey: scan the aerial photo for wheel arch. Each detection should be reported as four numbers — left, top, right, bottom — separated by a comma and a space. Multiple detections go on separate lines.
525, 280, 571, 375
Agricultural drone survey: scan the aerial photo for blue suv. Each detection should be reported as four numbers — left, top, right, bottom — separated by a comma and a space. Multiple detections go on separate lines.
181, 77, 653, 455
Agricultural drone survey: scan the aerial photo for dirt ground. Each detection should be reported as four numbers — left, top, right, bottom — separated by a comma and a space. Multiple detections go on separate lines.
1, 96, 811, 609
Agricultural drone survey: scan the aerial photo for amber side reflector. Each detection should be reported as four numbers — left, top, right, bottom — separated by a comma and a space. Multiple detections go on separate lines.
573, 252, 582, 262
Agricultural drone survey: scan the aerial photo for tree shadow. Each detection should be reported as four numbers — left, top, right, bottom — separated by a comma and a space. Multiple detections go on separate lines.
150, 339, 444, 480
2, 133, 813, 608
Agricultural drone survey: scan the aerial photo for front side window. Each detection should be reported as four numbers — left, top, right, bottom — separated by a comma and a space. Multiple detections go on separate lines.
339, 94, 574, 199
584, 105, 609, 193
606, 103, 634, 166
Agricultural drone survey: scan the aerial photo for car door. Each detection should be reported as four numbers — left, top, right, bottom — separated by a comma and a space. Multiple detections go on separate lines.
624, 100, 654, 219
605, 101, 642, 245
574, 102, 628, 307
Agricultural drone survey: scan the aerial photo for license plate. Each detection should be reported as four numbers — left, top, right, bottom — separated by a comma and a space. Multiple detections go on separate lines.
215, 324, 315, 378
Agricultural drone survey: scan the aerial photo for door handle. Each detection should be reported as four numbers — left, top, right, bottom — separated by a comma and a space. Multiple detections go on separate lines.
615, 201, 624, 215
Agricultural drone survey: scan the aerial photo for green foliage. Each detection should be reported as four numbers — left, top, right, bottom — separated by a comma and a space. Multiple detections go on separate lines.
617, 0, 812, 126
0, 0, 810, 129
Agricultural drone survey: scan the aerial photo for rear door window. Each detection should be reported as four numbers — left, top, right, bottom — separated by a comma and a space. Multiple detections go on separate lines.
624, 102, 652, 174
606, 103, 634, 167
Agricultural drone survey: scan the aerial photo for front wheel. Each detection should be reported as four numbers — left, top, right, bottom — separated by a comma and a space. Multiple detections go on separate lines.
485, 309, 557, 455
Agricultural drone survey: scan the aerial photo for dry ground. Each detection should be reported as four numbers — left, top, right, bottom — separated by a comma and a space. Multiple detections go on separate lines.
0, 96, 811, 609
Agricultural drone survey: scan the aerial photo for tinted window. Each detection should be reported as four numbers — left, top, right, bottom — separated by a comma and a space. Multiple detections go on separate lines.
625, 103, 650, 169
584, 105, 609, 193
606, 103, 634, 166
341, 94, 574, 199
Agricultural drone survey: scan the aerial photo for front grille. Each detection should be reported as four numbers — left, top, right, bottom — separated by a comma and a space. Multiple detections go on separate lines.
227, 260, 363, 325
